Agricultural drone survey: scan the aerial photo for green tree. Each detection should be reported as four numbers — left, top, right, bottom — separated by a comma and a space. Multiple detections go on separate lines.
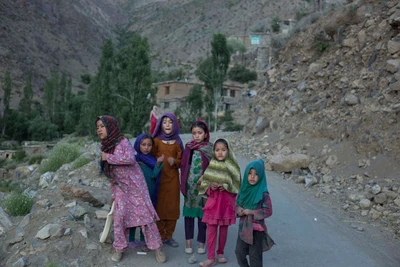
112, 33, 156, 136
175, 84, 204, 132
19, 74, 33, 114
195, 33, 230, 132
82, 39, 115, 136
228, 65, 257, 84
271, 16, 280, 33
2, 71, 12, 136
43, 71, 59, 124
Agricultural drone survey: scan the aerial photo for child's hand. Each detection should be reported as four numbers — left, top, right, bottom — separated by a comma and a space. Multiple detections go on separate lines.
168, 157, 175, 166
210, 182, 219, 191
157, 154, 165, 163
243, 209, 253, 216
197, 175, 203, 185
237, 208, 244, 216
101, 152, 108, 161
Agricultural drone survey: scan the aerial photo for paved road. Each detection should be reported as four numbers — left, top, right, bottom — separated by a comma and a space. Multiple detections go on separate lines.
118, 134, 400, 267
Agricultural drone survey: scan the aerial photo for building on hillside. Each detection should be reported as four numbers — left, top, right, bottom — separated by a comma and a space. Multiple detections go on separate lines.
0, 150, 16, 160
153, 81, 244, 113
281, 19, 297, 35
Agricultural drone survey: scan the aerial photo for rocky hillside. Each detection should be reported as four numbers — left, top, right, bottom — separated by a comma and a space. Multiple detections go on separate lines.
0, 0, 127, 108
231, 0, 400, 237
0, 0, 309, 108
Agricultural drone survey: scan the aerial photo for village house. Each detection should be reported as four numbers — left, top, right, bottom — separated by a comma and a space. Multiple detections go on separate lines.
153, 81, 244, 113
0, 150, 16, 160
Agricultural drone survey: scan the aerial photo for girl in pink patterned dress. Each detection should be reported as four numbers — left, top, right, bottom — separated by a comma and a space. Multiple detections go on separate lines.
96, 115, 166, 263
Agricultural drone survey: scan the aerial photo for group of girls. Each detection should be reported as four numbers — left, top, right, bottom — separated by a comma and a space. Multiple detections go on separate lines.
96, 111, 274, 267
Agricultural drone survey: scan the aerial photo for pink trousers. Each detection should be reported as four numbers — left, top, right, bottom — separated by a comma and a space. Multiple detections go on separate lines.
206, 224, 228, 260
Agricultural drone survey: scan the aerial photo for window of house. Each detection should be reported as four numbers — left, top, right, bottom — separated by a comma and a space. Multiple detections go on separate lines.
165, 86, 170, 95
230, 90, 235, 97
223, 89, 228, 96
164, 102, 169, 109
225, 104, 230, 110
250, 36, 260, 45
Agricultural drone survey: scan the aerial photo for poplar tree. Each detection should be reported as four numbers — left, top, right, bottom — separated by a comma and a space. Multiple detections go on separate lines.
2, 71, 12, 136
19, 74, 33, 114
196, 33, 230, 132
113, 33, 156, 136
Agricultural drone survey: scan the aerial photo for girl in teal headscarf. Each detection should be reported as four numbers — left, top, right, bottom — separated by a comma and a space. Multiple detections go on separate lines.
235, 159, 275, 267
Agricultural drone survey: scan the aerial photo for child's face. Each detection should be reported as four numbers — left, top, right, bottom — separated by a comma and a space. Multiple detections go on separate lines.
140, 138, 153, 155
162, 117, 173, 135
96, 120, 108, 140
192, 126, 206, 144
214, 143, 228, 161
248, 168, 259, 185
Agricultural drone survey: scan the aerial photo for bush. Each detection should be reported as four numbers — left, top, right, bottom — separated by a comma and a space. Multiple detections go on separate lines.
1, 192, 33, 216
296, 7, 309, 21
313, 33, 331, 53
271, 16, 280, 33
13, 149, 26, 163
248, 82, 256, 89
228, 65, 257, 84
72, 157, 91, 170
0, 180, 22, 193
28, 154, 45, 165
39, 143, 81, 174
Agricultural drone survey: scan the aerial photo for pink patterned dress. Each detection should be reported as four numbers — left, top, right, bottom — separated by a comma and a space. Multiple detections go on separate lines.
107, 138, 162, 252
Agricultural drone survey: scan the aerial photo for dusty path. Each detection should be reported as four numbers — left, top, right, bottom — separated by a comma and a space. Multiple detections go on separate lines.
115, 133, 400, 267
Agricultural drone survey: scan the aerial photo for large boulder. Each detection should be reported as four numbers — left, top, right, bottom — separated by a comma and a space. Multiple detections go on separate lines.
269, 154, 310, 172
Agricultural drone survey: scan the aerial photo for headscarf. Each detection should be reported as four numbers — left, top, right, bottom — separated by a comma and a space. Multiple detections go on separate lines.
236, 159, 269, 210
152, 112, 184, 151
134, 133, 161, 206
96, 115, 125, 185
134, 133, 158, 169
180, 121, 213, 196
198, 138, 241, 195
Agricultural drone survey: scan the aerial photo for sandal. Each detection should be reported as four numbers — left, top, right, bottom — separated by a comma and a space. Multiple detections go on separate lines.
199, 259, 216, 267
164, 238, 179, 247
216, 254, 228, 264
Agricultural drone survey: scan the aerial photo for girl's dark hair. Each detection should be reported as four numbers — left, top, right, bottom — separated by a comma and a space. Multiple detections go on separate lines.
214, 139, 228, 150
140, 134, 154, 145
191, 121, 207, 133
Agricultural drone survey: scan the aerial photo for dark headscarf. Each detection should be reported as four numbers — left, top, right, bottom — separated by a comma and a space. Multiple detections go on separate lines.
134, 133, 161, 206
152, 112, 184, 151
96, 115, 125, 184
236, 159, 269, 210
180, 120, 213, 196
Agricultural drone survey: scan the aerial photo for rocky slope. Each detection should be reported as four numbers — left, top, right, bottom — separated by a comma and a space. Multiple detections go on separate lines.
0, 0, 127, 108
231, 0, 400, 238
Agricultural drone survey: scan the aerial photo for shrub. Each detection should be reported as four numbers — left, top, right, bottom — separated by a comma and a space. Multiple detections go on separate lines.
296, 7, 309, 21
248, 82, 256, 89
13, 149, 26, 163
39, 143, 81, 174
28, 154, 45, 165
0, 180, 22, 193
72, 157, 91, 170
1, 192, 33, 216
271, 16, 280, 33
313, 33, 331, 53
228, 65, 257, 84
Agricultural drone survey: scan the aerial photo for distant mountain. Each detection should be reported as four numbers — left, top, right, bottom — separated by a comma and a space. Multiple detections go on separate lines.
0, 0, 308, 109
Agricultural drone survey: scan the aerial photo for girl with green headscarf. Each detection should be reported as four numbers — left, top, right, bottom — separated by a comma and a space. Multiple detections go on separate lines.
235, 159, 275, 267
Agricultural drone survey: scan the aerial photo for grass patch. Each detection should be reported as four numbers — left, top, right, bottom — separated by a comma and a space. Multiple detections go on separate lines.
39, 143, 81, 174
1, 192, 33, 216
28, 154, 45, 165
72, 157, 91, 170
0, 180, 22, 193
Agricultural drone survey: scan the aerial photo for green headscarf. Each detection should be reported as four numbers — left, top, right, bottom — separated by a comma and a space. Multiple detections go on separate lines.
236, 159, 269, 210
198, 139, 241, 195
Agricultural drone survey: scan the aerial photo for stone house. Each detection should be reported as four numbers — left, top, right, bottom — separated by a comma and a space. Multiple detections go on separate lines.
153, 81, 244, 113
0, 150, 16, 160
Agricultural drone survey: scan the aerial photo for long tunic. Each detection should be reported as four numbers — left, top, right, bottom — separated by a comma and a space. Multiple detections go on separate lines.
152, 138, 182, 220
183, 151, 204, 218
235, 192, 274, 251
202, 187, 237, 226
137, 162, 163, 207
106, 138, 161, 251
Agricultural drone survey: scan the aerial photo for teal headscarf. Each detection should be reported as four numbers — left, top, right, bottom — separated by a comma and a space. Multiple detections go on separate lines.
236, 159, 269, 210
